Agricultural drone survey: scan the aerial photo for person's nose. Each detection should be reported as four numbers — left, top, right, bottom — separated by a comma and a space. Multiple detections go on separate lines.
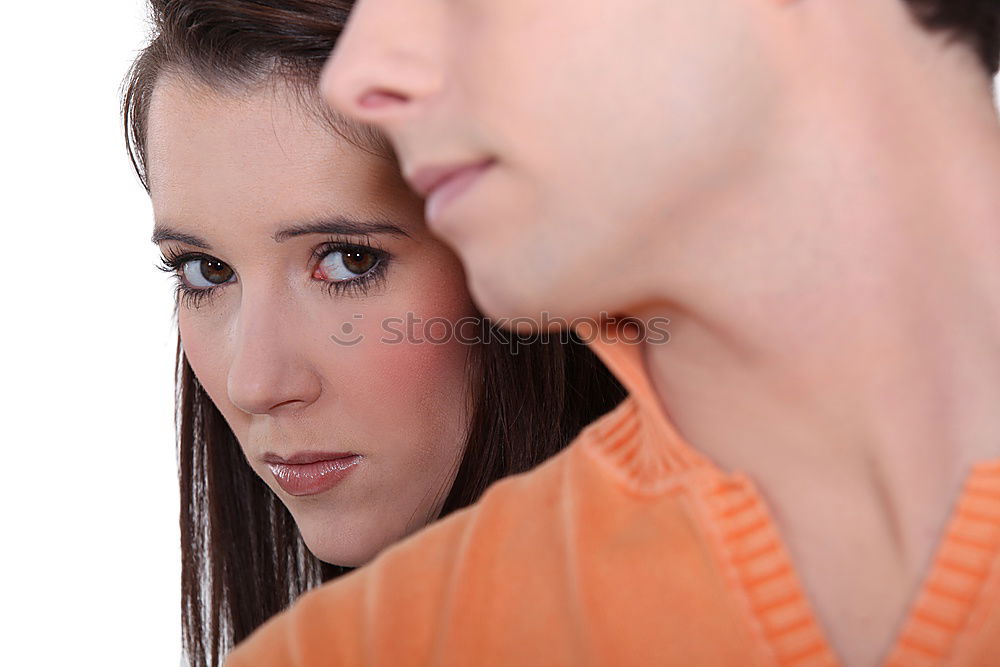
321, 0, 443, 126
226, 292, 322, 416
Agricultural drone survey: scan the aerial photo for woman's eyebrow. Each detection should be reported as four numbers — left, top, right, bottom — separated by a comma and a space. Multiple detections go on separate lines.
151, 225, 212, 249
272, 218, 412, 243
150, 217, 412, 249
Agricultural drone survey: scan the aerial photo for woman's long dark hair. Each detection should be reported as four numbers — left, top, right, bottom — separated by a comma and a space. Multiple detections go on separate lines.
123, 2, 626, 665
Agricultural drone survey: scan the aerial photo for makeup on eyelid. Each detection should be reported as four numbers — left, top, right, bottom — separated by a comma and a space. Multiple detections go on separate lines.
155, 239, 392, 308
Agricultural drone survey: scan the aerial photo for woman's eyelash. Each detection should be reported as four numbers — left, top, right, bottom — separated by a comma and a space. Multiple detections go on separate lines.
312, 240, 390, 299
156, 250, 221, 309
155, 239, 391, 309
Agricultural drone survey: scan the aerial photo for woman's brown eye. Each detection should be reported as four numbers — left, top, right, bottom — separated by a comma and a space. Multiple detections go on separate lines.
342, 249, 377, 274
182, 258, 234, 288
319, 248, 379, 281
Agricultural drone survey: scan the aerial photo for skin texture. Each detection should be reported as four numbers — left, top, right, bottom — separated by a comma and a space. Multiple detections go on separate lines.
146, 73, 477, 568
320, 0, 777, 323
321, 0, 1000, 663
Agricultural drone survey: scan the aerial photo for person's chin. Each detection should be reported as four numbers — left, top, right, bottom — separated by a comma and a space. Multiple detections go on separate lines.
466, 259, 567, 327
286, 508, 381, 568
300, 530, 381, 569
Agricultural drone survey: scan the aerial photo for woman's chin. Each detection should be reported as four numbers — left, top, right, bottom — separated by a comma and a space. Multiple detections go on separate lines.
300, 529, 386, 569
292, 505, 434, 569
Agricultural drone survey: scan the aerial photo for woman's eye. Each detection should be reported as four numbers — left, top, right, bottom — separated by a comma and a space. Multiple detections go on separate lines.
182, 258, 235, 288
318, 248, 379, 281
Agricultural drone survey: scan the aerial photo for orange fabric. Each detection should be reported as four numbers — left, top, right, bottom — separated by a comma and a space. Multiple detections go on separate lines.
226, 319, 1000, 666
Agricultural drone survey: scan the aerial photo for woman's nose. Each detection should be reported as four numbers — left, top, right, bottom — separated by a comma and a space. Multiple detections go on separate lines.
320, 0, 443, 126
226, 298, 322, 416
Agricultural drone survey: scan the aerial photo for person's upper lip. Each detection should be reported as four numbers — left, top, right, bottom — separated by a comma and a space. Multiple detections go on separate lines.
406, 159, 494, 198
262, 451, 358, 465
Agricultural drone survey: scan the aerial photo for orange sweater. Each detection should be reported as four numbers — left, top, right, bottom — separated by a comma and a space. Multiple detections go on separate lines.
227, 320, 1000, 666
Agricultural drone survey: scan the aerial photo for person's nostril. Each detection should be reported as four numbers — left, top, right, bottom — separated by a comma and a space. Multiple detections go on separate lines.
358, 90, 409, 109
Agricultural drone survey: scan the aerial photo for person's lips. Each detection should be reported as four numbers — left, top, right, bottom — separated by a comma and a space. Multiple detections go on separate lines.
407, 159, 495, 224
262, 451, 362, 497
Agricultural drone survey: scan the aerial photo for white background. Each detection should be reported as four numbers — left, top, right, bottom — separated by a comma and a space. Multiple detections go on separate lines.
2, 2, 180, 665
1, 2, 999, 665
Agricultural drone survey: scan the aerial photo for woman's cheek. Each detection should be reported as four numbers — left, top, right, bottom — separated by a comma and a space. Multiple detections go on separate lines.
177, 312, 246, 430
337, 309, 474, 453
178, 314, 217, 391
357, 322, 470, 410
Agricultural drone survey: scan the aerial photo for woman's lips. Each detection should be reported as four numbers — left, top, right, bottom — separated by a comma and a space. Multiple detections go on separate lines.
263, 452, 362, 497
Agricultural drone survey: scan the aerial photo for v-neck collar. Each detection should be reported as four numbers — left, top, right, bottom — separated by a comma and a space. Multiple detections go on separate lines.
581, 316, 1000, 665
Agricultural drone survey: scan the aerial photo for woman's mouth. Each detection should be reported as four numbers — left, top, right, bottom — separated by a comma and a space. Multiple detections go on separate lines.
263, 452, 362, 497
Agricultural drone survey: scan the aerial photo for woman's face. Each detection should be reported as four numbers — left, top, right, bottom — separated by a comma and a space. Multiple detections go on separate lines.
146, 73, 477, 567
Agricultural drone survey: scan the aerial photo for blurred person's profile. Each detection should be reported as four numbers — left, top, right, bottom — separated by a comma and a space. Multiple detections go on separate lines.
231, 0, 1000, 664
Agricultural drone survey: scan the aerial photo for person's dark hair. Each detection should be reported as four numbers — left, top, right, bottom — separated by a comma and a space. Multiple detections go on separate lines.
122, 2, 625, 666
904, 0, 1000, 75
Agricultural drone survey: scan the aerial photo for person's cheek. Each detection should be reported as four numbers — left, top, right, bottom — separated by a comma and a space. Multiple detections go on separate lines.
342, 310, 472, 461
371, 330, 469, 422
177, 313, 253, 447
178, 315, 227, 409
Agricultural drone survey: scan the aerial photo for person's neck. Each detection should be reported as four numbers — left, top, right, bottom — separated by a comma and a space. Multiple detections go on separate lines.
628, 37, 1000, 666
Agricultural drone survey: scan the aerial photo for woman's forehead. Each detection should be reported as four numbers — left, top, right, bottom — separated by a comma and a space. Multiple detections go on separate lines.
146, 74, 420, 242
